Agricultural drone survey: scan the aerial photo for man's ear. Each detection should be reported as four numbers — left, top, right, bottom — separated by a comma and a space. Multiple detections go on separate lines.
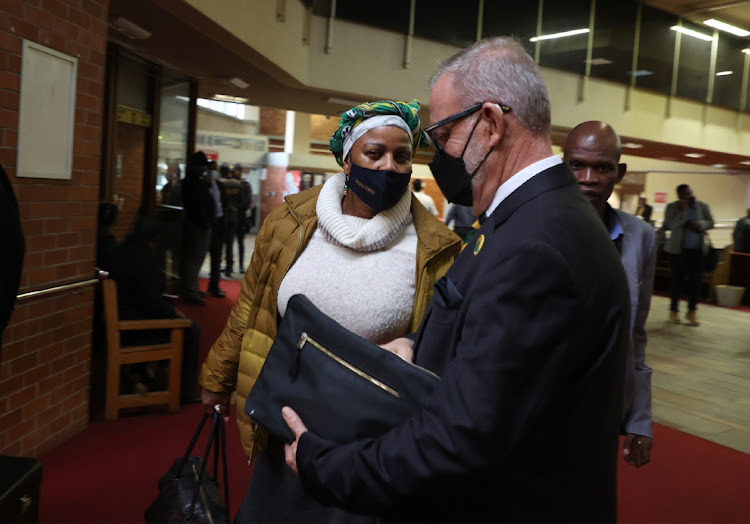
483, 103, 506, 149
617, 163, 627, 182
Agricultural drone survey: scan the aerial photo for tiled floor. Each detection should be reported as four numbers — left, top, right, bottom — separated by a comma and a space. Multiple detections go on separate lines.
202, 235, 750, 454
647, 295, 750, 454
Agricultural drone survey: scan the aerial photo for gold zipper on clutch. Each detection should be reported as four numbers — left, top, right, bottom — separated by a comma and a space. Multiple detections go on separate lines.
297, 332, 400, 398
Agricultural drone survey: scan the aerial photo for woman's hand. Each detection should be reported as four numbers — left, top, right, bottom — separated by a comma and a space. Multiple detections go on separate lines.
380, 337, 415, 362
200, 388, 231, 416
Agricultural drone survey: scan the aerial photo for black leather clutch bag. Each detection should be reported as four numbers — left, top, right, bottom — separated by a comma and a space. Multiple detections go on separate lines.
244, 294, 440, 444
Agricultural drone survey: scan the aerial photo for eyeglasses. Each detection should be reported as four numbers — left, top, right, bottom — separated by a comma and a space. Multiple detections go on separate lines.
425, 102, 512, 152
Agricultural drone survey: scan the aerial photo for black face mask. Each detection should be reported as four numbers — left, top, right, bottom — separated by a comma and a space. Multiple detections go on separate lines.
428, 116, 492, 207
347, 161, 412, 213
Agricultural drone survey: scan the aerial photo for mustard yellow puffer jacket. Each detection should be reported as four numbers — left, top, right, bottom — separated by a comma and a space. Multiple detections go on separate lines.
199, 183, 461, 461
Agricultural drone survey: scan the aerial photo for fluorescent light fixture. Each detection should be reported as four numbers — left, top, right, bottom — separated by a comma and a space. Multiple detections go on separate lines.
213, 94, 248, 103
703, 18, 750, 37
327, 97, 365, 106
585, 58, 613, 65
622, 142, 644, 149
744, 49, 750, 54
740, 160, 750, 165
670, 25, 713, 42
684, 153, 705, 158
716, 70, 734, 76
530, 28, 589, 42
109, 17, 152, 40
628, 70, 653, 77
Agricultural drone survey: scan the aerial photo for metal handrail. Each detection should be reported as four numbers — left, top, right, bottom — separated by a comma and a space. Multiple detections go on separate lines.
16, 270, 108, 302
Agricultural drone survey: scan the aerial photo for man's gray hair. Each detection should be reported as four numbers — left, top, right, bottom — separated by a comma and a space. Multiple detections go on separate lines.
429, 37, 551, 136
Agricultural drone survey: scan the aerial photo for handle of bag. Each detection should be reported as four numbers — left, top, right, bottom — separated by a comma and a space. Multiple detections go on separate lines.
174, 406, 229, 523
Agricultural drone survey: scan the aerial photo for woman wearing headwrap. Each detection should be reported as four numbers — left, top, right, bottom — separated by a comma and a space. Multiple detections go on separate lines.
199, 99, 461, 522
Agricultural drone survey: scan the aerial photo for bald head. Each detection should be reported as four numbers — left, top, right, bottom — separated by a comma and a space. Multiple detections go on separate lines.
564, 121, 626, 219
564, 121, 621, 161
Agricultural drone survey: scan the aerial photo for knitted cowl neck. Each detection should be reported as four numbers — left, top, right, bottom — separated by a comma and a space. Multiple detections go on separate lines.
316, 172, 412, 252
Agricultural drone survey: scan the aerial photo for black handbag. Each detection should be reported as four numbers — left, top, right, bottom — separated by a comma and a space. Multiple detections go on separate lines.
244, 294, 441, 444
145, 410, 230, 524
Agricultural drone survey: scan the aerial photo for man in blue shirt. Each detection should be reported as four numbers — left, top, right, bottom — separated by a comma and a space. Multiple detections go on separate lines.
564, 120, 654, 468
663, 184, 714, 325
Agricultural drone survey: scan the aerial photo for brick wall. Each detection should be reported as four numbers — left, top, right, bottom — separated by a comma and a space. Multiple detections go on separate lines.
0, 0, 108, 457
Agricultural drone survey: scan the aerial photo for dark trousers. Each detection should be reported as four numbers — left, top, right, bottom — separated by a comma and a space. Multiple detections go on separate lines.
224, 211, 238, 273
209, 217, 224, 291
670, 248, 704, 312
181, 221, 210, 299
236, 229, 247, 270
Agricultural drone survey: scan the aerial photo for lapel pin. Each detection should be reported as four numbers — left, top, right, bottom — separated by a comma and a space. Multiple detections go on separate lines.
473, 234, 485, 255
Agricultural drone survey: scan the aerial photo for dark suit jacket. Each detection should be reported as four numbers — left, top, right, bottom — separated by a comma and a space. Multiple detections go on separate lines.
637, 203, 653, 223
297, 163, 630, 522
0, 164, 24, 357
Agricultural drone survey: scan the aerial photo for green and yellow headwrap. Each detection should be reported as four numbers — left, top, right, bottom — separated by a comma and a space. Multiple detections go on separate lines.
329, 99, 431, 167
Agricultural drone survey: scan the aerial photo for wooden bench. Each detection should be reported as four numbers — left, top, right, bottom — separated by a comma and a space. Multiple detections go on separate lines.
102, 279, 192, 420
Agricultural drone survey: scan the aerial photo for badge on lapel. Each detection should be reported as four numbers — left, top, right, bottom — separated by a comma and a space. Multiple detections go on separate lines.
473, 234, 485, 255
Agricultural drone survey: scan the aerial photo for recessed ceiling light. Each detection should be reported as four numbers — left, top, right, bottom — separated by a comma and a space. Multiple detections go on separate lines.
670, 25, 713, 42
585, 58, 613, 65
712, 163, 727, 168
530, 28, 589, 42
628, 70, 653, 77
227, 77, 249, 89
622, 143, 643, 149
704, 19, 750, 37
716, 71, 734, 76
213, 94, 248, 103
740, 160, 750, 165
684, 153, 705, 158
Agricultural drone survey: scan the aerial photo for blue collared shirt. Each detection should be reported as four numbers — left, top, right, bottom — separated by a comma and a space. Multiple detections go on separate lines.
606, 205, 624, 253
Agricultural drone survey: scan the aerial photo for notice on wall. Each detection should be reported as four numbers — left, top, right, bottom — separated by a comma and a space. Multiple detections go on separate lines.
17, 41, 78, 179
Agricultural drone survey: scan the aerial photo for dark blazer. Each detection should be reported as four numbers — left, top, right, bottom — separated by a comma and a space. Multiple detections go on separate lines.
297, 162, 630, 522
0, 164, 24, 357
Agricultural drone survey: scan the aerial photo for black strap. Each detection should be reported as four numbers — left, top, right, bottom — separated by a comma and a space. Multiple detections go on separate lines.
173, 409, 230, 524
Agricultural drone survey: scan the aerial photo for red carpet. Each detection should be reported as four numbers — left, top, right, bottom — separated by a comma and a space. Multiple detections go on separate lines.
38, 279, 750, 522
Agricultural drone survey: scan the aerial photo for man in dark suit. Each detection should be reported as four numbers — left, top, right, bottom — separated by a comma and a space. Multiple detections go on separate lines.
282, 37, 630, 522
635, 196, 653, 224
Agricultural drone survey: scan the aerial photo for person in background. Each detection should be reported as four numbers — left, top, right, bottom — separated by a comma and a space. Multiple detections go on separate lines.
181, 151, 213, 305
109, 212, 202, 403
411, 178, 438, 216
444, 203, 475, 241
199, 99, 461, 522
161, 161, 183, 207
564, 120, 654, 468
234, 164, 252, 272
96, 203, 119, 271
206, 161, 226, 298
733, 208, 750, 254
220, 163, 243, 277
635, 196, 653, 224
282, 37, 630, 522
0, 163, 24, 359
663, 184, 714, 326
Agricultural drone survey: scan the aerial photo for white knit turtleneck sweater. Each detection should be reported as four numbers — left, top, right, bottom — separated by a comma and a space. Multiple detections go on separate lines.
277, 172, 417, 344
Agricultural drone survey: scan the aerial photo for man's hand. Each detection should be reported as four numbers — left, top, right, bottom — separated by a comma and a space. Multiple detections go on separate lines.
283, 407, 309, 476
678, 199, 690, 212
380, 337, 415, 362
688, 221, 701, 232
623, 434, 652, 468
200, 388, 231, 417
